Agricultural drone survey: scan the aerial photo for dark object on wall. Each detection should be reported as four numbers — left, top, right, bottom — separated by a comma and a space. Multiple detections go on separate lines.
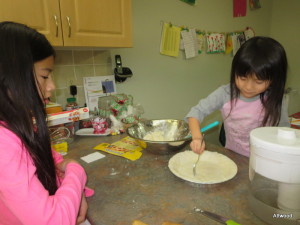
70, 85, 77, 97
181, 0, 196, 6
114, 55, 133, 83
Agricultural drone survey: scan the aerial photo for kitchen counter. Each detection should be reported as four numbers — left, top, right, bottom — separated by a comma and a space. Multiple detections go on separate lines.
66, 134, 267, 225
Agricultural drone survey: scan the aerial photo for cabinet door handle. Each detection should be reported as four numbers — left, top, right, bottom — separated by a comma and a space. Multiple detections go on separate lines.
66, 16, 71, 38
53, 15, 58, 37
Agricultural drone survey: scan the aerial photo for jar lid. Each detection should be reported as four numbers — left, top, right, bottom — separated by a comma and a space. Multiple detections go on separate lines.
250, 127, 300, 155
67, 97, 77, 103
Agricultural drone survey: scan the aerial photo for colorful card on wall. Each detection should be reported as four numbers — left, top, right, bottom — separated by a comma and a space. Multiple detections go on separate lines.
249, 0, 261, 10
244, 27, 255, 40
225, 33, 233, 54
206, 33, 226, 54
160, 23, 181, 57
231, 32, 246, 56
181, 28, 198, 59
196, 31, 205, 54
233, 0, 247, 17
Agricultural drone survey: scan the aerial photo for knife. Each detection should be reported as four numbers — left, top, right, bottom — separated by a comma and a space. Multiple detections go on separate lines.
194, 208, 241, 225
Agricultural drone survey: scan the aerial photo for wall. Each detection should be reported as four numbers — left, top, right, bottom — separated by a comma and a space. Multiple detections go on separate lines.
53, 0, 299, 145
111, 0, 273, 144
269, 0, 300, 115
51, 49, 113, 107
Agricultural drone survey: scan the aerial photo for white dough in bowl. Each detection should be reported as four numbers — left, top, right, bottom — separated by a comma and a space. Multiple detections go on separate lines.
168, 150, 238, 184
143, 130, 174, 141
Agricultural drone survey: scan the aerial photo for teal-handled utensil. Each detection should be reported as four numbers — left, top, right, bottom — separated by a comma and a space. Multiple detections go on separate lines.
192, 133, 205, 176
186, 121, 220, 139
194, 208, 242, 225
200, 121, 220, 132
190, 121, 220, 176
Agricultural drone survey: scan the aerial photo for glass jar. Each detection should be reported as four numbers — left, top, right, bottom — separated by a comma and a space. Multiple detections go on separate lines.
66, 97, 78, 111
98, 96, 113, 118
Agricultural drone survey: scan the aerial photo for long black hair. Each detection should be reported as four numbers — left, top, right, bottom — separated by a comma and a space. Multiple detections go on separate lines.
0, 22, 57, 195
230, 36, 288, 126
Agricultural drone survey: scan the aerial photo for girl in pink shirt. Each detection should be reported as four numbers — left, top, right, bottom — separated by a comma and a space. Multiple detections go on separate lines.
186, 36, 289, 156
0, 22, 92, 225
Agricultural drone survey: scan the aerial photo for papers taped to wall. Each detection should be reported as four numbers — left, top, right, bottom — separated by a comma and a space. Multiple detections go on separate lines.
160, 23, 181, 57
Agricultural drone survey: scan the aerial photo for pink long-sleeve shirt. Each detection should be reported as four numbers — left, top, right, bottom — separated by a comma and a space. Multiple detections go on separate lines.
0, 125, 87, 225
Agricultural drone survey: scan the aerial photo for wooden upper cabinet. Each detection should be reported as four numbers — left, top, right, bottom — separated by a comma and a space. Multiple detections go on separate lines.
0, 0, 63, 46
0, 0, 132, 47
60, 0, 132, 47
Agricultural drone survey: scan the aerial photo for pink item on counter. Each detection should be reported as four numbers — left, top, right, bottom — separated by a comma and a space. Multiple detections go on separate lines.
91, 117, 109, 134
84, 187, 95, 197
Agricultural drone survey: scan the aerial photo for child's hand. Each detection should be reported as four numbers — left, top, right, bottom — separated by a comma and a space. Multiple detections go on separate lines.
56, 159, 80, 173
76, 193, 88, 224
190, 138, 206, 154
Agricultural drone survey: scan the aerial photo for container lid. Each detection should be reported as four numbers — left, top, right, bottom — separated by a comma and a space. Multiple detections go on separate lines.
45, 102, 61, 108
250, 127, 300, 155
67, 97, 77, 103
45, 102, 63, 114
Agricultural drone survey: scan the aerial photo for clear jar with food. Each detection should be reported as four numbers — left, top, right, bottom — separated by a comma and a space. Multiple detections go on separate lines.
66, 97, 78, 111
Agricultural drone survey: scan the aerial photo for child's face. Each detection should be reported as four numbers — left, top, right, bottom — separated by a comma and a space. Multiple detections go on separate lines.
235, 74, 270, 98
34, 55, 55, 104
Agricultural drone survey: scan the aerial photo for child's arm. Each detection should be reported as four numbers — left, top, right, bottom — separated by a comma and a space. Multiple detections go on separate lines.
188, 117, 206, 154
52, 149, 95, 197
279, 97, 291, 127
0, 130, 87, 225
188, 117, 202, 139
52, 148, 64, 164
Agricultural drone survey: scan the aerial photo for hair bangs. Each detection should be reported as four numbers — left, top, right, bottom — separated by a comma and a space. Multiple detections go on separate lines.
234, 54, 273, 81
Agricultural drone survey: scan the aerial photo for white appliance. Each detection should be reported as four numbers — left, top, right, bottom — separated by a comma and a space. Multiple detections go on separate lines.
249, 127, 300, 225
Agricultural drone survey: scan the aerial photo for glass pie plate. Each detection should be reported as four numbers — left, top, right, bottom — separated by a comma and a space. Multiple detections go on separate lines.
168, 150, 238, 184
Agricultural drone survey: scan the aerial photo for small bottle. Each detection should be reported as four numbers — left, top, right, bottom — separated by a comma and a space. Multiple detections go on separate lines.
65, 97, 79, 140
66, 97, 78, 111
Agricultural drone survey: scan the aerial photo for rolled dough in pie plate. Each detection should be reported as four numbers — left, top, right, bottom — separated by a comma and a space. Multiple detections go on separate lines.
168, 150, 238, 184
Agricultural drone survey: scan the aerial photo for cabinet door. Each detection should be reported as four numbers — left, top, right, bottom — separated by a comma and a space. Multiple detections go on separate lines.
0, 0, 63, 46
59, 0, 132, 47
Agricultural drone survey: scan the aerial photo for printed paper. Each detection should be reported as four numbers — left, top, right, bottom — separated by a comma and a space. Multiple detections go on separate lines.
160, 23, 181, 57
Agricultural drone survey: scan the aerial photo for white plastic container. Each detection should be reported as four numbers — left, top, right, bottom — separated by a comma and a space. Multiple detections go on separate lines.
250, 127, 300, 184
249, 127, 300, 224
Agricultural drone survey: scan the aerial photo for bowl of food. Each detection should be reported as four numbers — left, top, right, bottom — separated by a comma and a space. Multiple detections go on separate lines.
127, 119, 191, 154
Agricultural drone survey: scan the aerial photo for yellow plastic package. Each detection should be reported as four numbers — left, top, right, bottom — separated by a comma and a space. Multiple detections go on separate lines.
94, 136, 143, 161
51, 141, 68, 155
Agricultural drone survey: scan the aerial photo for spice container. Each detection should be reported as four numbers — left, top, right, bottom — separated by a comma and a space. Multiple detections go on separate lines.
49, 126, 70, 155
45, 102, 63, 114
65, 97, 79, 134
66, 97, 78, 111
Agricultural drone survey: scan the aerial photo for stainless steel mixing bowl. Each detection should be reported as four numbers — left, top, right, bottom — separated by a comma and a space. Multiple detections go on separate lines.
127, 119, 191, 154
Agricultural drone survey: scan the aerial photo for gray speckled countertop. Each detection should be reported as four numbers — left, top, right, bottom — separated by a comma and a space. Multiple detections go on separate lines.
66, 134, 267, 225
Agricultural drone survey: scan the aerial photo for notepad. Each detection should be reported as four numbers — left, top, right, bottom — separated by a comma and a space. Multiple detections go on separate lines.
80, 152, 105, 163
79, 219, 92, 225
